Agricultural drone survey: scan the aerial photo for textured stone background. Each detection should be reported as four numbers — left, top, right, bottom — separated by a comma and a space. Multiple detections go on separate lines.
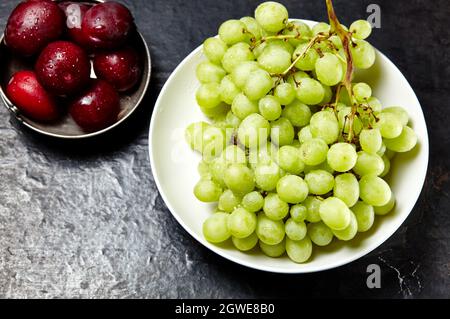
0, 0, 449, 299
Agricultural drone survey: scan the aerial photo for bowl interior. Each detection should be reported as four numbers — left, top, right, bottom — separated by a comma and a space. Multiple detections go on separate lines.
149, 20, 429, 273
0, 0, 151, 139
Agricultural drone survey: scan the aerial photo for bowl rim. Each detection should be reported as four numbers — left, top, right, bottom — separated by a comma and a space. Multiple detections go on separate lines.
0, 0, 152, 140
148, 19, 429, 274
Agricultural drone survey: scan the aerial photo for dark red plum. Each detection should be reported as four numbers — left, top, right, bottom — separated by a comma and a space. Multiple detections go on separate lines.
35, 41, 91, 96
6, 71, 59, 122
5, 1, 66, 56
70, 80, 120, 132
81, 2, 134, 50
59, 2, 92, 46
93, 47, 142, 92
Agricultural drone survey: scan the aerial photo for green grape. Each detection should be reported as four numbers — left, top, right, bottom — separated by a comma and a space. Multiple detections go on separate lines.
285, 218, 307, 241
299, 138, 329, 166
196, 61, 226, 84
374, 194, 396, 216
327, 143, 358, 172
295, 77, 325, 105
271, 117, 295, 146
307, 222, 334, 246
287, 70, 309, 87
384, 126, 418, 153
255, 1, 289, 33
377, 143, 387, 157
376, 112, 403, 139
218, 19, 247, 45
231, 93, 258, 120
315, 53, 343, 86
221, 145, 247, 164
259, 239, 286, 257
218, 189, 241, 213
203, 38, 228, 65
210, 157, 227, 186
185, 122, 210, 152
259, 95, 282, 121
225, 111, 241, 128
282, 100, 311, 127
258, 42, 292, 74
332, 211, 358, 241
353, 151, 385, 176
253, 41, 268, 58
305, 170, 334, 195
238, 113, 271, 148
224, 164, 255, 195
329, 35, 342, 49
337, 107, 363, 136
367, 96, 382, 113
248, 142, 277, 167
276, 145, 304, 175
290, 204, 308, 222
283, 21, 311, 46
242, 191, 264, 213
353, 82, 372, 102
203, 212, 231, 243
333, 173, 359, 207
385, 149, 396, 160
198, 160, 211, 178
240, 16, 262, 41
382, 107, 409, 126
293, 42, 319, 71
319, 197, 352, 231
319, 84, 333, 106
255, 161, 282, 191
222, 42, 255, 73
263, 192, 290, 220
267, 39, 295, 55
310, 110, 339, 144
274, 82, 296, 105
360, 128, 382, 154
276, 175, 309, 204
232, 232, 259, 251
312, 22, 330, 36
359, 174, 392, 207
351, 39, 376, 69
244, 69, 273, 101
298, 126, 313, 144
200, 103, 229, 120
231, 61, 260, 89
304, 196, 322, 223
350, 20, 372, 40
196, 83, 222, 109
194, 179, 222, 202
256, 212, 285, 245
220, 75, 241, 105
352, 201, 374, 232
304, 161, 335, 175
380, 155, 391, 178
228, 207, 257, 238
286, 236, 312, 263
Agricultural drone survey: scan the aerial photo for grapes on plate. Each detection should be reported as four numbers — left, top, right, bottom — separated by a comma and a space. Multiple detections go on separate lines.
185, 1, 419, 264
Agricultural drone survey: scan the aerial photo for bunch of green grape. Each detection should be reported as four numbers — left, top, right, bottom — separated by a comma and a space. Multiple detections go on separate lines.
185, 1, 418, 263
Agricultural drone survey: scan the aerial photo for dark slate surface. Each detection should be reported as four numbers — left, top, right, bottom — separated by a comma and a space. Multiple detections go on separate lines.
0, 0, 449, 299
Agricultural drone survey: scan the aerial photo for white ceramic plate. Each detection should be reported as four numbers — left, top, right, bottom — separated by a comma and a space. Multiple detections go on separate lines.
149, 20, 429, 273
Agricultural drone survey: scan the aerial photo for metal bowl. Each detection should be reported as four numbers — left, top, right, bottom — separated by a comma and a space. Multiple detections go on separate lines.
0, 0, 151, 139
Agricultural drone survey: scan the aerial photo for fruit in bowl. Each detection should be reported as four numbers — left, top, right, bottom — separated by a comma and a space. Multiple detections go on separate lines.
5, 0, 65, 56
2, 0, 143, 133
35, 41, 91, 96
185, 1, 419, 264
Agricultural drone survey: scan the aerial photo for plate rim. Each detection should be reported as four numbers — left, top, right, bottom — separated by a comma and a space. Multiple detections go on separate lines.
148, 19, 429, 274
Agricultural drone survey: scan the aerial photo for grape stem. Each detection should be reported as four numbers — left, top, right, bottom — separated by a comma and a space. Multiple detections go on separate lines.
280, 33, 330, 76
325, 0, 357, 143
250, 34, 309, 50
